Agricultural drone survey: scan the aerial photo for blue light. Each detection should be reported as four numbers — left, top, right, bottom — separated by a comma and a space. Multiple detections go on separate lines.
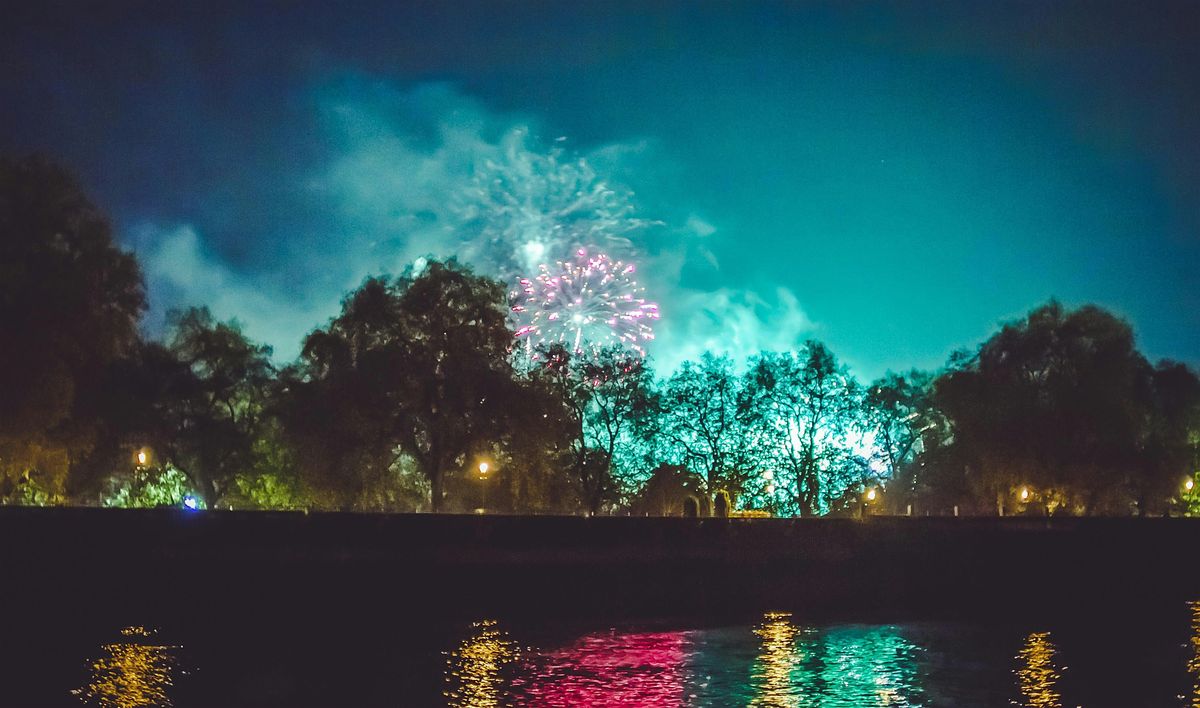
182, 495, 199, 511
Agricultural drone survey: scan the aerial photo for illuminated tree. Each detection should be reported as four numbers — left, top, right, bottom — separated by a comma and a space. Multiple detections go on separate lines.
862, 370, 946, 513
652, 353, 753, 504
539, 344, 656, 513
742, 342, 862, 516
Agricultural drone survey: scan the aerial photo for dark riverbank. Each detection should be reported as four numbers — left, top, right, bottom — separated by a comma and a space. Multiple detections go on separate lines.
4, 507, 1199, 625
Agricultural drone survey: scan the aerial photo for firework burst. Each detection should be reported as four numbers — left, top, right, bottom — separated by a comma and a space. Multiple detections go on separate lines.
453, 129, 657, 284
511, 249, 659, 357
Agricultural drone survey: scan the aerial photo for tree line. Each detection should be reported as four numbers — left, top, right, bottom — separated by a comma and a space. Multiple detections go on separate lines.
3, 155, 1198, 516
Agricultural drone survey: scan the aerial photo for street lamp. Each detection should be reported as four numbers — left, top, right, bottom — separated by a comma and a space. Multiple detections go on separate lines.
477, 462, 491, 513
1019, 486, 1030, 502
861, 486, 878, 519
136, 449, 149, 467
1186, 478, 1195, 493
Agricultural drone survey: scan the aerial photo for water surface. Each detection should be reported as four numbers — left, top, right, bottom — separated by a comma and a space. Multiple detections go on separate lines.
10, 603, 1200, 706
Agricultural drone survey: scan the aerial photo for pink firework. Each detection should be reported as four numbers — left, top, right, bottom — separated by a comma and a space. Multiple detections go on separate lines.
511, 249, 659, 356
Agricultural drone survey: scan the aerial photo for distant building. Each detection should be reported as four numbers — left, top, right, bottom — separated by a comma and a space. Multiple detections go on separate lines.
629, 464, 711, 517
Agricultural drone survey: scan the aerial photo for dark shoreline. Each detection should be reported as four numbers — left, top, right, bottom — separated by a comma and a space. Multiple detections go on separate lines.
5, 507, 1199, 626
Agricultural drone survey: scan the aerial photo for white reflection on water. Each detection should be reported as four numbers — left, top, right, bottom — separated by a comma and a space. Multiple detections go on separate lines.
72, 626, 177, 708
1014, 631, 1062, 708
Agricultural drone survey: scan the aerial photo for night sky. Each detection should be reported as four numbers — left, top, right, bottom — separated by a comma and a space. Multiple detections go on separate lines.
4, 0, 1198, 379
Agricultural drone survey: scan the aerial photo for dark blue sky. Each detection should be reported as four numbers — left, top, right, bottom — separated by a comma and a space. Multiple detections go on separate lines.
3, 1, 1198, 378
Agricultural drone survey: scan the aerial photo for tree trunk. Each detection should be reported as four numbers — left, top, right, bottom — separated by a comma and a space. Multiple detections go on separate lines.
201, 477, 219, 510
430, 467, 444, 512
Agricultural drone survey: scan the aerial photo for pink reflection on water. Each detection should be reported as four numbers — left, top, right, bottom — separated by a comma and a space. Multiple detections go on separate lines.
510, 630, 690, 707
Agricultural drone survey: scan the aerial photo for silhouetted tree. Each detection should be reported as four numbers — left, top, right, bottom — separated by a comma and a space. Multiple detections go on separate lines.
283, 261, 519, 511
0, 156, 145, 502
1130, 361, 1200, 515
934, 301, 1194, 515
164, 307, 278, 508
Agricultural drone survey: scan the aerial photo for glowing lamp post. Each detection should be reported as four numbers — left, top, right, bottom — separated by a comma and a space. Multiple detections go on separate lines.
862, 487, 878, 518
135, 449, 149, 467
1186, 478, 1195, 493
1019, 487, 1030, 503
478, 462, 491, 513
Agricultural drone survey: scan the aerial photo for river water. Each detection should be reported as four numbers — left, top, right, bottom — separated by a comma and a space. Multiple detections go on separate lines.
8, 601, 1200, 707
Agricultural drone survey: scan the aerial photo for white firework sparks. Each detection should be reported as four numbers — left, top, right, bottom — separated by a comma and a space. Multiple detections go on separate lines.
453, 129, 657, 284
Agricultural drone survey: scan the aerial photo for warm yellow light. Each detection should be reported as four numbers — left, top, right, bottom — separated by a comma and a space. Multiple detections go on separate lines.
866, 488, 877, 502
1186, 479, 1195, 492
1020, 487, 1030, 502
1016, 631, 1061, 708
478, 462, 489, 477
75, 626, 176, 708
136, 450, 148, 466
445, 619, 517, 708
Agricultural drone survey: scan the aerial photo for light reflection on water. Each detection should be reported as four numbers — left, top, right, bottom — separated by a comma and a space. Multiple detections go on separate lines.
509, 628, 690, 705
1187, 600, 1200, 707
467, 613, 926, 707
63, 602, 1200, 706
444, 619, 519, 708
751, 611, 803, 706
72, 626, 178, 708
1014, 631, 1062, 708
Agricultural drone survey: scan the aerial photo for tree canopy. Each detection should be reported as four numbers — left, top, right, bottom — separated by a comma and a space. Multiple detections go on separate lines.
0, 156, 145, 502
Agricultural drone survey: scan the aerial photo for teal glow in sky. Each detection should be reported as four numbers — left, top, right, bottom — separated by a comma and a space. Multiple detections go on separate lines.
3, 1, 1197, 378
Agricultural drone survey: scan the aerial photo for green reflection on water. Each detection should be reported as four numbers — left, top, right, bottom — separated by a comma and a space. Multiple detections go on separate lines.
444, 619, 518, 708
1015, 631, 1061, 708
73, 626, 177, 708
747, 612, 925, 707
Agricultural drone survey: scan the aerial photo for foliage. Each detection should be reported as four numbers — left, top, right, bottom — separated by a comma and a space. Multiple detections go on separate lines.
652, 353, 753, 502
538, 345, 656, 513
102, 464, 197, 509
3, 157, 1197, 517
741, 343, 863, 516
934, 302, 1200, 515
283, 260, 525, 512
0, 155, 145, 501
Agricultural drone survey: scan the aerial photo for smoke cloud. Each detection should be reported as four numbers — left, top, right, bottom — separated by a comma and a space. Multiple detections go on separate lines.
136, 79, 815, 371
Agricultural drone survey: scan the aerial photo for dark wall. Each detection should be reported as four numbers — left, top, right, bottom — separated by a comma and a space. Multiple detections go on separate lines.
4, 508, 1198, 624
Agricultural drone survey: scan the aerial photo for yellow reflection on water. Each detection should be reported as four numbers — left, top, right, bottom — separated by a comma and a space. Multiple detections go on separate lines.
445, 619, 518, 708
750, 611, 801, 706
1187, 600, 1200, 707
74, 626, 177, 708
1015, 631, 1062, 708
